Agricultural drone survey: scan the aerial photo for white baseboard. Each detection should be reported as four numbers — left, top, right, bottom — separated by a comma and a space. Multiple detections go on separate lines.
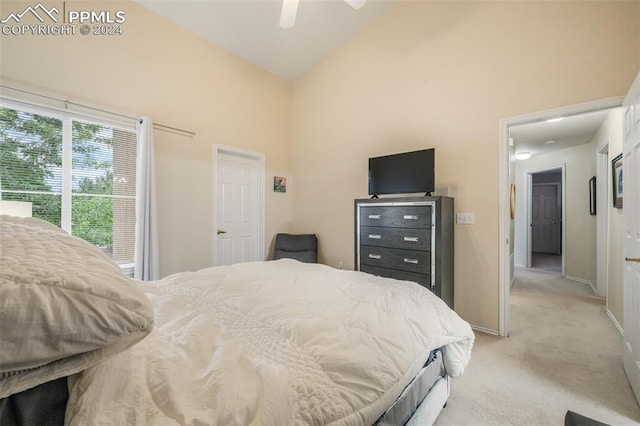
564, 275, 590, 285
565, 275, 598, 294
607, 309, 624, 336
471, 325, 500, 336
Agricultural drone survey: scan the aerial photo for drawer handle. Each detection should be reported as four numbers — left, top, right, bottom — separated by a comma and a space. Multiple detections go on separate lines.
403, 215, 419, 220
369, 254, 382, 260
368, 234, 381, 239
404, 258, 419, 264
403, 237, 419, 242
368, 214, 381, 219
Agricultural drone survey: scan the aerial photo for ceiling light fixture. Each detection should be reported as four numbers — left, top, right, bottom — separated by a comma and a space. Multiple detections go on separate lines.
279, 0, 299, 29
545, 140, 555, 145
280, 0, 367, 29
344, 0, 367, 9
546, 117, 565, 123
515, 152, 532, 160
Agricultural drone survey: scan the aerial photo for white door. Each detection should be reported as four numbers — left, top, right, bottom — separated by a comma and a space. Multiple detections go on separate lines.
531, 183, 561, 254
623, 72, 640, 404
214, 149, 264, 266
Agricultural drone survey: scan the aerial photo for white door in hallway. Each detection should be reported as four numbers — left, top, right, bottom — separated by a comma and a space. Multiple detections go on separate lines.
622, 72, 640, 404
214, 149, 263, 266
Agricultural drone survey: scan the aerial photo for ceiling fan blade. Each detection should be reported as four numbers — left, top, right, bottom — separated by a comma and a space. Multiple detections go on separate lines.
280, 0, 299, 29
343, 0, 367, 10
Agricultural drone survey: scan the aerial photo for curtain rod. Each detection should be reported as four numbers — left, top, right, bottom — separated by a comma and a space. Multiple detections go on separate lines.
0, 85, 196, 137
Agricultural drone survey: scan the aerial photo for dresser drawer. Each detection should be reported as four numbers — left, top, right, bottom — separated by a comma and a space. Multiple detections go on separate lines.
360, 246, 430, 274
360, 206, 432, 229
360, 264, 431, 290
360, 226, 431, 251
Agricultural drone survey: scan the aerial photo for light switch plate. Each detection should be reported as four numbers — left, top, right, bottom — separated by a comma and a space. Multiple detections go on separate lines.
456, 212, 475, 224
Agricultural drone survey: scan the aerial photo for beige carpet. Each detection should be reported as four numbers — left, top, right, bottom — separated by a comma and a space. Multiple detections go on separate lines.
435, 268, 640, 426
531, 252, 562, 274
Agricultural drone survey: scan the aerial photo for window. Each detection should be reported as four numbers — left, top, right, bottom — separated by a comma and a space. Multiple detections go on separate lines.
0, 102, 137, 272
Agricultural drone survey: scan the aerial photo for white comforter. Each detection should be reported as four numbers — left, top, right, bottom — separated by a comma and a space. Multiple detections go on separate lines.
66, 259, 474, 425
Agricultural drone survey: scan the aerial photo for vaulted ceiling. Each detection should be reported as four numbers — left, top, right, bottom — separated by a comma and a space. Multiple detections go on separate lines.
135, 0, 397, 81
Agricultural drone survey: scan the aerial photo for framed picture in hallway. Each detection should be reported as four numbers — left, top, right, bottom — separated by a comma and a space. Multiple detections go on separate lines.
612, 153, 623, 208
589, 176, 596, 215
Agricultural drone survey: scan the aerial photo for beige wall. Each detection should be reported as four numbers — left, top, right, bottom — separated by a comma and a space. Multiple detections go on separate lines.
291, 1, 639, 330
0, 1, 294, 278
514, 143, 597, 286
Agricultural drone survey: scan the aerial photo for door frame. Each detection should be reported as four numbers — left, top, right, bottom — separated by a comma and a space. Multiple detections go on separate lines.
212, 144, 266, 266
526, 167, 565, 272
498, 96, 623, 337
596, 139, 610, 298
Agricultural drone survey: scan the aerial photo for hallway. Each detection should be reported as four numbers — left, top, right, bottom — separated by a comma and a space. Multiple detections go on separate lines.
530, 252, 562, 274
435, 268, 639, 425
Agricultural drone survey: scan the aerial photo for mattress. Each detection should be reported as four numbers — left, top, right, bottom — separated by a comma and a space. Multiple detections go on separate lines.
375, 349, 445, 425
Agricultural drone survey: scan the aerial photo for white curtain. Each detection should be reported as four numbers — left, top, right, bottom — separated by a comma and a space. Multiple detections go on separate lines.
134, 117, 159, 281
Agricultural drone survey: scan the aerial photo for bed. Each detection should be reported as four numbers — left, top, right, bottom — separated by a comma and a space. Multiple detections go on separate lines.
0, 215, 474, 425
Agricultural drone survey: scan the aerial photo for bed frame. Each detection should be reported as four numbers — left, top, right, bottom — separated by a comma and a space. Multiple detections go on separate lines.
375, 348, 449, 425
407, 376, 449, 426
2, 349, 450, 426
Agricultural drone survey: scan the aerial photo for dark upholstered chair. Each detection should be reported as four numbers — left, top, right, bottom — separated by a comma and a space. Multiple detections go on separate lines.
273, 233, 318, 263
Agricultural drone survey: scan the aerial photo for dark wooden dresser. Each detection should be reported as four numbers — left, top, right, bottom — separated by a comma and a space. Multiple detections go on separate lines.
354, 196, 454, 308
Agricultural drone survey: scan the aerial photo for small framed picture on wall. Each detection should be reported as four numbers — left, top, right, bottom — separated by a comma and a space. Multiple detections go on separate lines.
274, 176, 287, 193
612, 154, 623, 208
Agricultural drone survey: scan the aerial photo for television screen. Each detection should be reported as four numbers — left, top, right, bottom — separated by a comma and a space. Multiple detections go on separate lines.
368, 148, 435, 196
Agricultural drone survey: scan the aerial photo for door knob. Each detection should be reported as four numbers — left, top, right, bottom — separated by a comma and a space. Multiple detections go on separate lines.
217, 229, 227, 235
626, 257, 640, 263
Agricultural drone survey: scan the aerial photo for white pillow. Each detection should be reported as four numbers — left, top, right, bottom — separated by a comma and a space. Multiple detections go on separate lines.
0, 216, 154, 397
0, 215, 67, 234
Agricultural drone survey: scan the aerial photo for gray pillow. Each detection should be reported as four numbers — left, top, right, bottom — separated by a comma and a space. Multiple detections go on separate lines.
0, 216, 154, 397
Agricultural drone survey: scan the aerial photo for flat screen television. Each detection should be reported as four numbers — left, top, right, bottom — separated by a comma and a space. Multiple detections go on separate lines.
368, 148, 435, 196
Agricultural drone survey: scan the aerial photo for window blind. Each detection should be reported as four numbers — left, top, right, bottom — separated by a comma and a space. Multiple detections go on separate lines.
0, 104, 137, 269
